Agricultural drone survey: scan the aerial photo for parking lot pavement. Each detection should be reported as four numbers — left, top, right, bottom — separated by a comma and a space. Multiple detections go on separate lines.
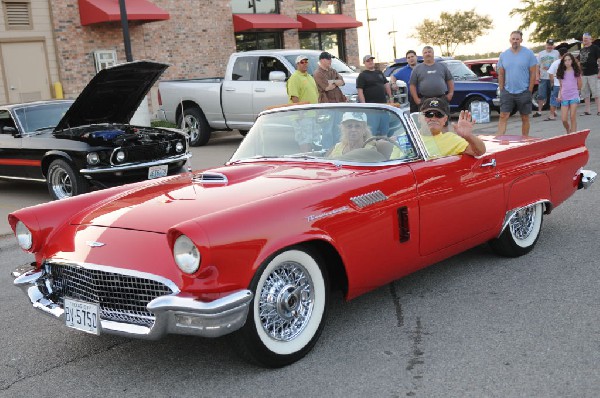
0, 104, 597, 237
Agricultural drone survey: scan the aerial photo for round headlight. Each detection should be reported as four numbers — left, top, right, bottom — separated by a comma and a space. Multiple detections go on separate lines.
115, 151, 126, 163
15, 221, 32, 251
175, 141, 184, 153
173, 234, 200, 274
86, 152, 100, 165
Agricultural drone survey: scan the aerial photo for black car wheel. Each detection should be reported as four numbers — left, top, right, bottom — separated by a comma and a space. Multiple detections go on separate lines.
232, 247, 329, 367
46, 159, 88, 200
177, 107, 211, 147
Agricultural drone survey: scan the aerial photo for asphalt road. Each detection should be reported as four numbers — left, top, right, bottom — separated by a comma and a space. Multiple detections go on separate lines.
0, 108, 599, 397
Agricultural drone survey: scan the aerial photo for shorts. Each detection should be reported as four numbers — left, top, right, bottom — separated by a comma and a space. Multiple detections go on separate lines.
560, 97, 580, 106
549, 86, 561, 108
537, 79, 551, 100
499, 89, 533, 115
581, 75, 599, 98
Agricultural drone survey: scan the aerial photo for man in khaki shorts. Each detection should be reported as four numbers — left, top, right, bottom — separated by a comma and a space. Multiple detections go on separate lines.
579, 32, 600, 115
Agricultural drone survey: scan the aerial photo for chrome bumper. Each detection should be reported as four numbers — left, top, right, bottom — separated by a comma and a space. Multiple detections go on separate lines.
492, 97, 501, 107
12, 265, 253, 339
80, 153, 191, 175
579, 169, 597, 189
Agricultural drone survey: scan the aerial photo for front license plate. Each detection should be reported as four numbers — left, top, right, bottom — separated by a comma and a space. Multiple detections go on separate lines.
64, 298, 100, 335
148, 164, 168, 179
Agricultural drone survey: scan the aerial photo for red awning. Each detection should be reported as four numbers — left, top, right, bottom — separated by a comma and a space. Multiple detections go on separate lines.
79, 0, 169, 26
233, 14, 302, 32
297, 14, 362, 31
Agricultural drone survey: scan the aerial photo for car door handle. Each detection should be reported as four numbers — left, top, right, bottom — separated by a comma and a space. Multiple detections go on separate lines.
481, 159, 496, 168
224, 87, 235, 92
254, 88, 266, 92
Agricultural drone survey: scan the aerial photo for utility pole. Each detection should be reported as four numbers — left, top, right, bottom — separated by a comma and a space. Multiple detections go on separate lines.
388, 19, 397, 60
365, 0, 376, 56
119, 0, 133, 62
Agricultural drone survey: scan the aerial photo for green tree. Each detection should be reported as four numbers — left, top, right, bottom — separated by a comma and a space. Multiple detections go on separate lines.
510, 0, 600, 42
412, 9, 493, 56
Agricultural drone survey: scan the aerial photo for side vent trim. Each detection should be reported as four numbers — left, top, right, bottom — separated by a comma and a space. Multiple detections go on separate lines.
350, 190, 388, 208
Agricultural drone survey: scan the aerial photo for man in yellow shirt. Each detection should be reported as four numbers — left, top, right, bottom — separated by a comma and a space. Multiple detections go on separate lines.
286, 55, 319, 150
287, 55, 319, 104
419, 97, 486, 157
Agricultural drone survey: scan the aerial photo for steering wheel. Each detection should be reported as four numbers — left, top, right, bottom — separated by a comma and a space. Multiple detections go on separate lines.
362, 136, 403, 160
362, 136, 400, 148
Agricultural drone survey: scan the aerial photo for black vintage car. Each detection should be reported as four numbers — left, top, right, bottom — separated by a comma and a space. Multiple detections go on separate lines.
0, 61, 190, 200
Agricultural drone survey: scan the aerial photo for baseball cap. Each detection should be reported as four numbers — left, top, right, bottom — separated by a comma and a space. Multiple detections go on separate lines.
341, 111, 367, 123
583, 32, 592, 38
420, 97, 450, 116
295, 55, 309, 64
362, 54, 375, 63
546, 39, 554, 45
319, 51, 332, 60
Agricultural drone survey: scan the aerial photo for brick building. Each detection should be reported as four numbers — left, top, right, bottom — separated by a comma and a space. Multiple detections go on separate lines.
0, 0, 361, 112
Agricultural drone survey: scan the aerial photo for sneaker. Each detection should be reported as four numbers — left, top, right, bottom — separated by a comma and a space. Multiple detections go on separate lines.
532, 112, 542, 117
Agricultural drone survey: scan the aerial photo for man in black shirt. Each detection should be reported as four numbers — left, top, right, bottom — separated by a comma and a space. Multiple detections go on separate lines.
356, 55, 393, 135
357, 55, 393, 104
579, 33, 600, 115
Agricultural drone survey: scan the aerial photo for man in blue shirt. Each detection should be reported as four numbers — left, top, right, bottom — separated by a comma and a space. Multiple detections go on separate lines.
390, 50, 418, 112
496, 30, 538, 136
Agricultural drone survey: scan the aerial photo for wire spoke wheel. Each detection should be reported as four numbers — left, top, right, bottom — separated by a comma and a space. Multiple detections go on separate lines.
258, 261, 314, 342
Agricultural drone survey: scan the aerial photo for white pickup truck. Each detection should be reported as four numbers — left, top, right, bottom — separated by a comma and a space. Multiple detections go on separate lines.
157, 49, 408, 146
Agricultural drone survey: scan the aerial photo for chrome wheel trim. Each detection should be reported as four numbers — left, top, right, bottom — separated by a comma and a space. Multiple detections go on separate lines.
509, 203, 542, 247
184, 114, 199, 143
258, 260, 314, 342
50, 167, 73, 199
253, 249, 326, 356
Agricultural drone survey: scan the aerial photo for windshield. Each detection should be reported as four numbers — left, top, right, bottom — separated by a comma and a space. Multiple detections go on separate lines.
13, 102, 73, 133
443, 61, 479, 81
230, 106, 418, 164
284, 54, 354, 75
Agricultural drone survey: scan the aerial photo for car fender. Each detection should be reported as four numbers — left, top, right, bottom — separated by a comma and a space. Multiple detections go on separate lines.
505, 172, 552, 213
41, 150, 75, 177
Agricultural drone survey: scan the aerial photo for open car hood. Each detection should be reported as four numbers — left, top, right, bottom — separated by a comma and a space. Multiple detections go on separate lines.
54, 61, 168, 131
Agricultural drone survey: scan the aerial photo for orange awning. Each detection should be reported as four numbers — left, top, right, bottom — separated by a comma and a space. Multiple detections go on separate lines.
297, 14, 362, 31
233, 14, 302, 32
79, 0, 169, 26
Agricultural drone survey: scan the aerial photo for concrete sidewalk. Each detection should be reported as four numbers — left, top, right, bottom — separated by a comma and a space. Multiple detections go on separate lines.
1, 104, 597, 238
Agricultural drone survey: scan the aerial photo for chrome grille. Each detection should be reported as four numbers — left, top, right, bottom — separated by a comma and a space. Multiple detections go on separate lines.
46, 262, 175, 328
112, 139, 182, 163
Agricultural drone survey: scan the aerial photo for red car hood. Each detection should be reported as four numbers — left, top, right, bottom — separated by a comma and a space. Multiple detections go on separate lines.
72, 163, 356, 233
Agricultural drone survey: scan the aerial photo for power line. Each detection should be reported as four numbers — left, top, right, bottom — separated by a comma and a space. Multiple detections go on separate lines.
355, 0, 445, 11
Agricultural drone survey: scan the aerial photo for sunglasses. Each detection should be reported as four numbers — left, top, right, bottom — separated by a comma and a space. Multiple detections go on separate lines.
299, 60, 308, 64
423, 110, 446, 119
343, 122, 363, 129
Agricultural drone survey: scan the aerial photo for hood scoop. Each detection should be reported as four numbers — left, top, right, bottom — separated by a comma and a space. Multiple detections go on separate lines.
192, 172, 228, 186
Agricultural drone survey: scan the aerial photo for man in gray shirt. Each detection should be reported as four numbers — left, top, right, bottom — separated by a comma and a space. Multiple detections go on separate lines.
409, 46, 454, 108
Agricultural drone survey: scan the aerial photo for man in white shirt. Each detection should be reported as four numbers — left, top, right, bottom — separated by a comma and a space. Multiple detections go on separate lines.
546, 47, 568, 121
534, 39, 560, 118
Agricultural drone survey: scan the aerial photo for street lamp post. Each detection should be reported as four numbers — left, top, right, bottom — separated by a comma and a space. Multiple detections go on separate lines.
119, 0, 133, 62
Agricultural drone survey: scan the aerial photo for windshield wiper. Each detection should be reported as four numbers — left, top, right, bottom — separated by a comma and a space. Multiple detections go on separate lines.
284, 154, 322, 160
34, 126, 55, 132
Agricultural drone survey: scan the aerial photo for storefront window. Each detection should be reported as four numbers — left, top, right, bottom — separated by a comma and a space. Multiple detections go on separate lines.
299, 31, 344, 60
232, 0, 278, 14
295, 0, 341, 14
235, 32, 283, 52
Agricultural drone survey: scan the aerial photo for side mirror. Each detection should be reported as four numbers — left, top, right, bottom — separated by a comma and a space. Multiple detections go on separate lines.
2, 126, 17, 135
269, 71, 286, 82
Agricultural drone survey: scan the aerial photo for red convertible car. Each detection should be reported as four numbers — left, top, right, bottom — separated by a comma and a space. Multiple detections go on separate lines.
10, 103, 596, 367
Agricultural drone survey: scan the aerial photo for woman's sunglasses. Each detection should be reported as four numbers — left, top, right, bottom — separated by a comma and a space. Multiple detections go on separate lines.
423, 110, 446, 119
